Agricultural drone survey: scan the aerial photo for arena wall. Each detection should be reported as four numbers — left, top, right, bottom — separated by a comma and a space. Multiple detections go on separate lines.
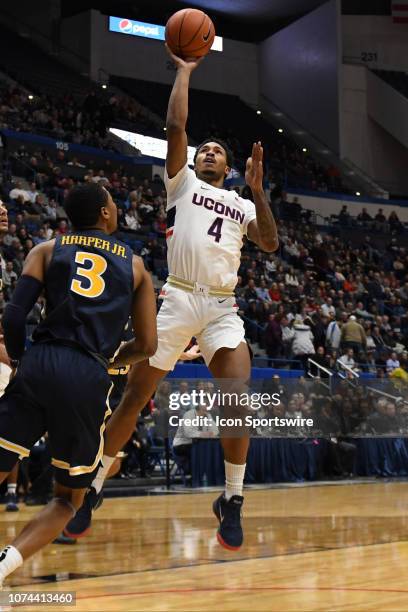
342, 15, 408, 72
259, 0, 341, 154
340, 64, 408, 196
89, 10, 259, 107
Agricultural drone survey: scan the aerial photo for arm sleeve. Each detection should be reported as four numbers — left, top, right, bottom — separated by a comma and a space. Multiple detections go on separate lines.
242, 198, 257, 236
2, 275, 43, 360
164, 164, 195, 209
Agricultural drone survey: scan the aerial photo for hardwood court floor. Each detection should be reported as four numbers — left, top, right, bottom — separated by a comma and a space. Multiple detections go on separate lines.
3, 482, 408, 611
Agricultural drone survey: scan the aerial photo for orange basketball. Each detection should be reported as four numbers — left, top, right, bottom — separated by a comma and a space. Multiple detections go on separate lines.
165, 8, 215, 59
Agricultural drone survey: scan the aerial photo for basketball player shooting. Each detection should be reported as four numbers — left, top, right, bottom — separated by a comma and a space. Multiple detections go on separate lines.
66, 47, 279, 551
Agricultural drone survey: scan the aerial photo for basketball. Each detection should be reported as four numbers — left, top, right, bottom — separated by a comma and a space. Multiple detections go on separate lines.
165, 8, 215, 58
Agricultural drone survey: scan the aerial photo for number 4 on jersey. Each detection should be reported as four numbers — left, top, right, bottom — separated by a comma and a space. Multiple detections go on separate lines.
208, 217, 223, 243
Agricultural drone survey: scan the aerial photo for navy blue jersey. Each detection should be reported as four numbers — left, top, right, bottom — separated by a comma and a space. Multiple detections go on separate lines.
33, 230, 134, 362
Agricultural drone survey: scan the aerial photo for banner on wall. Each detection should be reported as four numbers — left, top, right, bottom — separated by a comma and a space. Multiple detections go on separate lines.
108, 15, 223, 51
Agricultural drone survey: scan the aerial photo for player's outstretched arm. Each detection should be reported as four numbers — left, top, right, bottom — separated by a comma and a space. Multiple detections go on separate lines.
111, 256, 157, 367
165, 44, 203, 178
246, 142, 279, 253
2, 241, 53, 364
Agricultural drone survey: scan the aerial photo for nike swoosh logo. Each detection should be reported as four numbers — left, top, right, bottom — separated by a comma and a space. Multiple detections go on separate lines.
203, 27, 211, 42
218, 298, 228, 303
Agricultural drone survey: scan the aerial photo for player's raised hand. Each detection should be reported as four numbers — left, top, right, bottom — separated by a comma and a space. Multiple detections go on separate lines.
165, 43, 204, 72
0, 202, 8, 233
245, 142, 264, 192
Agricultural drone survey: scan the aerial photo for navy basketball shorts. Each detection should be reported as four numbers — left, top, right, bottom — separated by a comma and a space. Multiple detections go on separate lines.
0, 343, 113, 488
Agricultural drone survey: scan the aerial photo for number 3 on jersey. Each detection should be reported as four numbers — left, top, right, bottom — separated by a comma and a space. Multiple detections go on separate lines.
208, 217, 223, 243
71, 251, 107, 298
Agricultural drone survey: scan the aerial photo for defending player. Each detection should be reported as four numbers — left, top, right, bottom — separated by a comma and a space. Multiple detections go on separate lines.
0, 182, 157, 584
67, 49, 279, 550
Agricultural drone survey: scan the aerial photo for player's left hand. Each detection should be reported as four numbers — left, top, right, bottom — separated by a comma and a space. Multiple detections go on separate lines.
0, 202, 8, 233
245, 142, 264, 192
179, 344, 202, 361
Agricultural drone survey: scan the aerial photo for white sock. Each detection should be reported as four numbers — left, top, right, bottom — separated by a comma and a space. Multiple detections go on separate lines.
0, 546, 23, 581
224, 461, 246, 500
7, 485, 16, 496
91, 455, 115, 494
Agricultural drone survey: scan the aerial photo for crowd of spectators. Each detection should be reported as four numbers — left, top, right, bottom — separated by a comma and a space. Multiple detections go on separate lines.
2, 146, 408, 384
0, 76, 350, 195
0, 82, 156, 150
235, 198, 408, 380
1, 145, 408, 491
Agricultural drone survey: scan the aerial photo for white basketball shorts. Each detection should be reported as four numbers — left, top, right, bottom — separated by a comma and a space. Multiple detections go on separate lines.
149, 284, 246, 372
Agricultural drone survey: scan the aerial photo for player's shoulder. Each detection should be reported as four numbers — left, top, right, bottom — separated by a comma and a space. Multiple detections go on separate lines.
131, 254, 147, 281
30, 238, 56, 258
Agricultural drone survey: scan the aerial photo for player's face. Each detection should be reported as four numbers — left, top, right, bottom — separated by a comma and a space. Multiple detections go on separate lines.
195, 142, 231, 183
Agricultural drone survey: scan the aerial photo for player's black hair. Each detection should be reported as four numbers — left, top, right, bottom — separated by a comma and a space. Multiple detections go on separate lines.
193, 138, 234, 169
64, 183, 109, 229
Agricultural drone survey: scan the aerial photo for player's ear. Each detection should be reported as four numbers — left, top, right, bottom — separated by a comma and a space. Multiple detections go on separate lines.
100, 206, 110, 220
224, 165, 231, 178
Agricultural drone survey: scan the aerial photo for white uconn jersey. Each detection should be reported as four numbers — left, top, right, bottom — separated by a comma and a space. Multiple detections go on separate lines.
165, 164, 256, 290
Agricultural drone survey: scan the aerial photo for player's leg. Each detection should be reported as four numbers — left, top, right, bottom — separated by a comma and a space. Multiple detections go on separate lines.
101, 285, 194, 477
209, 342, 251, 465
209, 343, 251, 551
0, 483, 86, 583
103, 362, 167, 460
66, 286, 198, 538
5, 462, 19, 512
199, 302, 251, 550
64, 361, 167, 539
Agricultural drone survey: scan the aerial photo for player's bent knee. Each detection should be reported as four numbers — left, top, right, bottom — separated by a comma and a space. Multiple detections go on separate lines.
53, 484, 87, 511
51, 497, 78, 517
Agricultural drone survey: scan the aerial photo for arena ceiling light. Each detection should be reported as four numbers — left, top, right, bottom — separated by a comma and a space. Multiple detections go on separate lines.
109, 16, 223, 52
109, 127, 196, 165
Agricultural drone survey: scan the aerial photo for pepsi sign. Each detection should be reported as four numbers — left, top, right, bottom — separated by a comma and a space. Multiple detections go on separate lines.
109, 16, 166, 41
109, 15, 223, 51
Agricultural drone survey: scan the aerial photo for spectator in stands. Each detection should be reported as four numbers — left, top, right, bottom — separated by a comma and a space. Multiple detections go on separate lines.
244, 279, 258, 303
173, 405, 218, 476
2, 260, 17, 292
269, 282, 281, 303
285, 266, 299, 287
386, 351, 400, 374
320, 297, 335, 318
292, 316, 315, 370
264, 314, 283, 361
326, 315, 341, 352
9, 180, 29, 203
26, 182, 39, 204
338, 347, 358, 371
338, 205, 351, 226
389, 211, 403, 234
357, 208, 372, 225
374, 209, 387, 232
341, 315, 366, 356
124, 200, 141, 232
255, 279, 272, 303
